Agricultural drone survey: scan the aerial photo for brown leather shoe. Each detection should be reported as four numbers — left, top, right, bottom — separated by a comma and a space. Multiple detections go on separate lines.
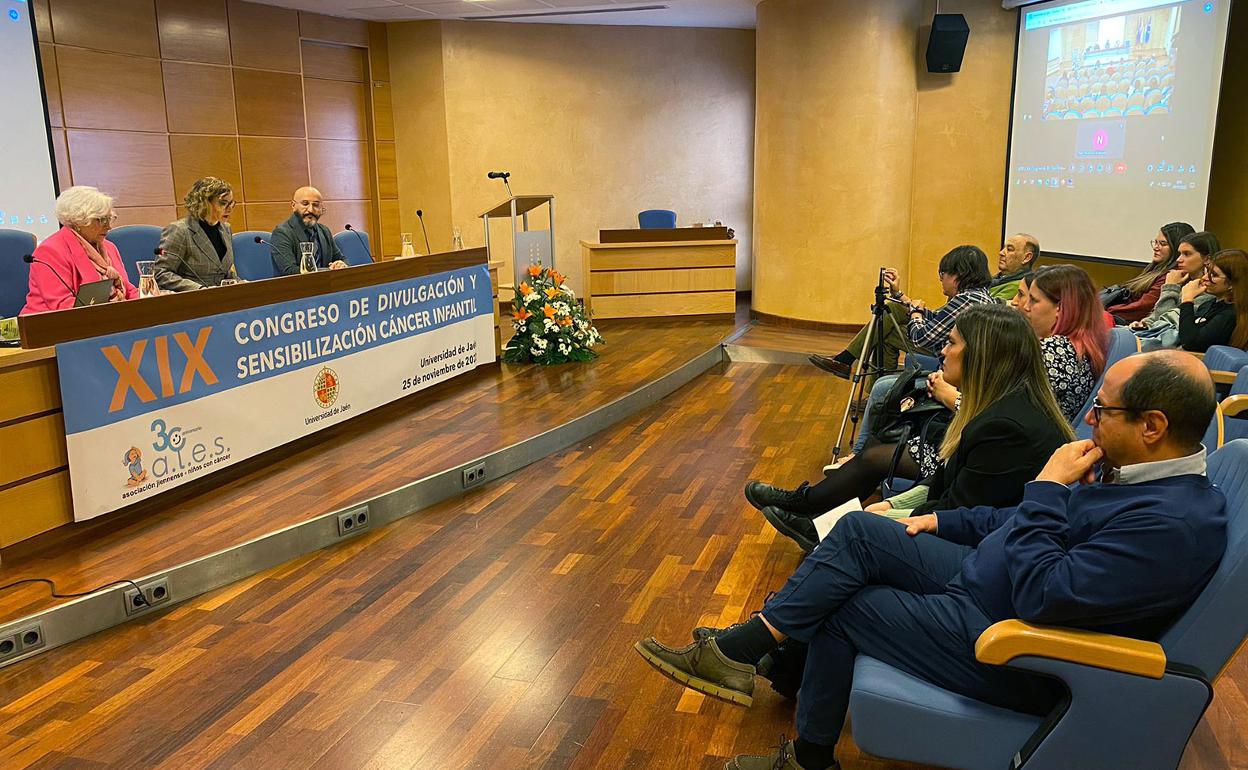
809, 354, 853, 380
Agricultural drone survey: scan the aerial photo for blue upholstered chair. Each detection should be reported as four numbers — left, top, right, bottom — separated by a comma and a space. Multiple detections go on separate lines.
850, 439, 1248, 770
1074, 326, 1141, 438
1203, 345, 1248, 397
333, 230, 373, 267
1203, 368, 1248, 449
638, 209, 677, 229
0, 229, 37, 318
108, 225, 161, 285
231, 231, 276, 281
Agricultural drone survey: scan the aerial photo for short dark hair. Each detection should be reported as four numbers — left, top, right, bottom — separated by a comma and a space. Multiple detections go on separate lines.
1178, 230, 1221, 258
1120, 358, 1215, 449
938, 245, 992, 292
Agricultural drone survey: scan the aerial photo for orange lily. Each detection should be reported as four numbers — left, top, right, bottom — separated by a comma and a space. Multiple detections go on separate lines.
519, 281, 533, 297
543, 303, 557, 319
513, 307, 531, 321
527, 263, 543, 278
550, 269, 565, 286
544, 287, 561, 299
557, 317, 573, 327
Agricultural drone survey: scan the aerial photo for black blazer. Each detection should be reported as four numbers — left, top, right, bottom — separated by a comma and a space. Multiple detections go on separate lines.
915, 387, 1068, 516
270, 213, 345, 276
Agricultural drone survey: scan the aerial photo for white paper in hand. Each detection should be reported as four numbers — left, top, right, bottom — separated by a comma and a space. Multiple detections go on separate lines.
812, 498, 862, 541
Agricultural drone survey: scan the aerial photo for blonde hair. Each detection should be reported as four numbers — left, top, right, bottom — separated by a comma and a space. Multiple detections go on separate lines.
183, 177, 232, 220
939, 304, 1076, 460
54, 186, 114, 227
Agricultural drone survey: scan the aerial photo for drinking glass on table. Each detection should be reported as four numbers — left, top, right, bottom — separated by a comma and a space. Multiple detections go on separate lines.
299, 242, 316, 274
401, 233, 417, 258
136, 260, 158, 298
219, 278, 239, 287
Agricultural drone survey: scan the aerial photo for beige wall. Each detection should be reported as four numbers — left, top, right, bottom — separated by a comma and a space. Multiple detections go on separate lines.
387, 20, 756, 292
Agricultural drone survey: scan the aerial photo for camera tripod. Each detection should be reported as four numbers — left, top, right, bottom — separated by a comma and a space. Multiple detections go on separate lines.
830, 268, 907, 460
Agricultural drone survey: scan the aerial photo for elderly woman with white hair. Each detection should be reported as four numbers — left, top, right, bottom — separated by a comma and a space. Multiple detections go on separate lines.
21, 186, 138, 314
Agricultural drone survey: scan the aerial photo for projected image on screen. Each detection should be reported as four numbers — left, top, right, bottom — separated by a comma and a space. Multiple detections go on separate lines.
1004, 0, 1230, 263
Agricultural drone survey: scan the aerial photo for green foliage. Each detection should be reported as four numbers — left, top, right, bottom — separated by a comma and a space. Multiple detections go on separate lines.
502, 263, 603, 366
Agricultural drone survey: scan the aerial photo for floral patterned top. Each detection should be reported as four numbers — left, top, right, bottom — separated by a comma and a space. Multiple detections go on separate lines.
905, 335, 1092, 479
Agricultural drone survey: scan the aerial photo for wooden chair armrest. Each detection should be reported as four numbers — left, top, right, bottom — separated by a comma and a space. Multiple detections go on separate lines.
975, 620, 1166, 679
1210, 369, 1237, 386
1221, 394, 1248, 418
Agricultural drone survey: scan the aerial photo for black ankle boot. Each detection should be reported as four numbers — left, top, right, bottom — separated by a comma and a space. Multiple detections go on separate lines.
744, 481, 811, 513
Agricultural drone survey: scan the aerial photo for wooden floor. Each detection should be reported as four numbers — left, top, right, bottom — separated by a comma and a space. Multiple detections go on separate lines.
0, 315, 737, 623
0, 343, 1243, 768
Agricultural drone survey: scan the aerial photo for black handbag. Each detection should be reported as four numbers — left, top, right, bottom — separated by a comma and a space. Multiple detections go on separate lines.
870, 366, 949, 444
1098, 284, 1131, 308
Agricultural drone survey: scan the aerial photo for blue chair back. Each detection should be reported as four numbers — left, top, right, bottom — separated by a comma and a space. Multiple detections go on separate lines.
1075, 327, 1140, 438
638, 209, 677, 229
232, 231, 276, 281
108, 225, 161, 285
1159, 440, 1248, 680
0, 229, 37, 318
333, 230, 373, 267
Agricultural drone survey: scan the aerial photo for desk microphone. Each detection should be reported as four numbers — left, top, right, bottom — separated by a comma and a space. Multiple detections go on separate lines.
342, 224, 369, 262
253, 236, 269, 245
414, 210, 432, 254
24, 254, 86, 307
155, 246, 212, 288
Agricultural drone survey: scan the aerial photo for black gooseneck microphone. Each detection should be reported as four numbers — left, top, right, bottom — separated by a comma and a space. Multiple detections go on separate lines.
24, 254, 86, 307
414, 210, 432, 254
487, 170, 513, 196
342, 224, 369, 263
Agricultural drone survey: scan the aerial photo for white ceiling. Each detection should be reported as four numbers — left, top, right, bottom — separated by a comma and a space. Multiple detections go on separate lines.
251, 0, 757, 28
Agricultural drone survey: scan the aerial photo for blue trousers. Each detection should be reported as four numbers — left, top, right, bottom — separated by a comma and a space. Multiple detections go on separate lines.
761, 511, 1060, 746
852, 374, 898, 452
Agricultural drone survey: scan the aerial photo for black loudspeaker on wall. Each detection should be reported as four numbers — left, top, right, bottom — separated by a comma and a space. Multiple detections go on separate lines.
927, 13, 970, 73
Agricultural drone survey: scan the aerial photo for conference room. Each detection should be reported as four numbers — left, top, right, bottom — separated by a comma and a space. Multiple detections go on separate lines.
1, 0, 1247, 767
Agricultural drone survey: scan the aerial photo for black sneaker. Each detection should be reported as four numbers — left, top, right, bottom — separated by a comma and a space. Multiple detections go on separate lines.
745, 481, 811, 513
762, 506, 819, 553
809, 354, 854, 380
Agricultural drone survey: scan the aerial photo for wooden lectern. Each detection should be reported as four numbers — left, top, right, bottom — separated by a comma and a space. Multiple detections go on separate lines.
479, 195, 555, 296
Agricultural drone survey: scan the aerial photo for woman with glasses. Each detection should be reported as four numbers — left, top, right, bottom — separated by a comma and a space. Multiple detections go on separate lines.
21, 186, 139, 314
155, 177, 239, 291
1128, 231, 1220, 350
1101, 221, 1195, 323
1177, 249, 1248, 352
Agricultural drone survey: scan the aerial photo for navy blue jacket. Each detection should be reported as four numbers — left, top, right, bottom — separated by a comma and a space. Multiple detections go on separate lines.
938, 476, 1226, 639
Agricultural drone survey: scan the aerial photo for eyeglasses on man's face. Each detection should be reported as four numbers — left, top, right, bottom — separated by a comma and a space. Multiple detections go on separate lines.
295, 200, 324, 210
1090, 398, 1145, 423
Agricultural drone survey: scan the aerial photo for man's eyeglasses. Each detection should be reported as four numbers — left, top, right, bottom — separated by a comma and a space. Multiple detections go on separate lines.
294, 200, 324, 210
1090, 398, 1144, 422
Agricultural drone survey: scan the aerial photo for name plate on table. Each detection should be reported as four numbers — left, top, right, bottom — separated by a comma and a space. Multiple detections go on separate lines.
56, 265, 495, 521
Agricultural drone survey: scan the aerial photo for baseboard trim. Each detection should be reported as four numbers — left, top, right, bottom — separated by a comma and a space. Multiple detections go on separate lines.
749, 309, 861, 333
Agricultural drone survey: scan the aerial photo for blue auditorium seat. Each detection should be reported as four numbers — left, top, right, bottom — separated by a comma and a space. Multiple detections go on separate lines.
1075, 326, 1140, 438
108, 225, 161, 285
0, 229, 37, 318
231, 231, 276, 281
638, 209, 677, 229
333, 229, 373, 267
850, 439, 1248, 770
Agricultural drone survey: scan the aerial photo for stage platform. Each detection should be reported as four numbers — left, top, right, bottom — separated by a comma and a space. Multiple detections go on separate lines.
0, 314, 745, 633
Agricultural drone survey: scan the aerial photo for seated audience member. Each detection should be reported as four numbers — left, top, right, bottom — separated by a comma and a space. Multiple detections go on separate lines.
809, 245, 995, 378
1132, 231, 1221, 349
748, 304, 1073, 552
1178, 249, 1248, 353
636, 351, 1225, 770
988, 232, 1039, 302
270, 187, 347, 275
156, 177, 238, 291
1102, 221, 1195, 324
22, 186, 139, 314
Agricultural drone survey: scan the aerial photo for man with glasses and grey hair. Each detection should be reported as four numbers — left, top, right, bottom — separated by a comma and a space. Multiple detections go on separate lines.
635, 350, 1226, 770
270, 186, 347, 275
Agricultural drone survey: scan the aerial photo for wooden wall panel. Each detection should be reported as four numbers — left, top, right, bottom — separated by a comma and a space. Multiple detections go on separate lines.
50, 0, 159, 57
380, 198, 402, 258
164, 62, 238, 135
38, 44, 62, 128
157, 0, 231, 65
0, 414, 67, 488
299, 12, 369, 47
67, 130, 175, 207
239, 137, 308, 201
170, 135, 244, 201
32, 0, 52, 42
376, 141, 398, 199
227, 0, 300, 72
368, 22, 390, 82
318, 200, 372, 237
372, 82, 393, 142
242, 202, 290, 233
308, 140, 370, 200
51, 130, 71, 187
0, 472, 71, 549
301, 41, 366, 82
305, 79, 367, 141
0, 358, 60, 424
234, 69, 306, 137
57, 49, 167, 133
113, 206, 179, 228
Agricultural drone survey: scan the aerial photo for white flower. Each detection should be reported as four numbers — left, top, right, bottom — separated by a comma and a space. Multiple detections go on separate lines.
562, 284, 575, 298
533, 336, 548, 350
544, 318, 557, 332
555, 301, 570, 315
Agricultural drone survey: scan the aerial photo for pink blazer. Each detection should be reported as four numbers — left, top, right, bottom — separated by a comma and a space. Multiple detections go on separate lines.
21, 226, 139, 315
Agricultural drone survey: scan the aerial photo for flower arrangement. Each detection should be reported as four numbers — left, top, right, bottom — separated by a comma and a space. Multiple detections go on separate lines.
503, 263, 603, 364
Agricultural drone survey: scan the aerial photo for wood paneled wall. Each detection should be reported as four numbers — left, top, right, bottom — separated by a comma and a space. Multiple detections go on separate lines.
32, 0, 400, 257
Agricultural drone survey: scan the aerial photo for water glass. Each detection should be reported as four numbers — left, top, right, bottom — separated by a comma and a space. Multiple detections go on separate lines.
136, 260, 157, 298
299, 242, 316, 274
